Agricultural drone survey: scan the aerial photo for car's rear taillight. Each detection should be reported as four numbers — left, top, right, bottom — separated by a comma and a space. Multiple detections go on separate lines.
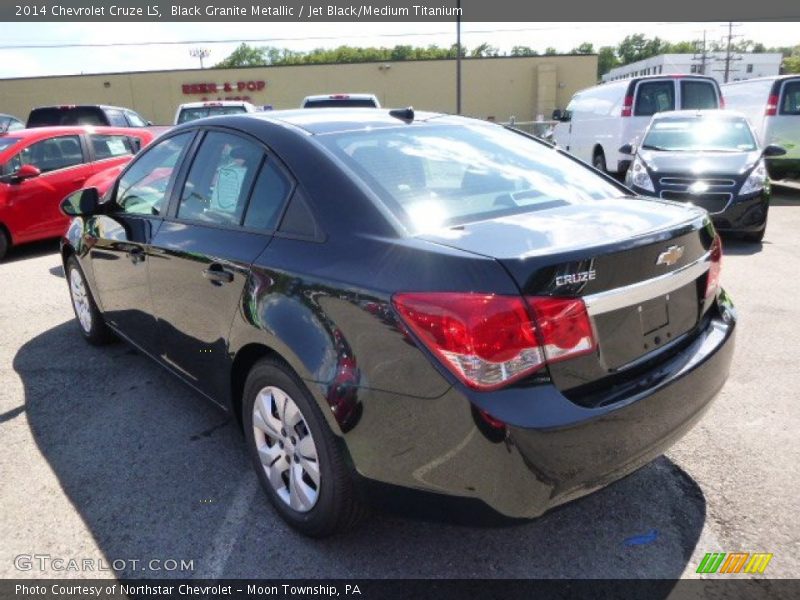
621, 95, 634, 117
705, 235, 723, 298
765, 94, 779, 116
392, 293, 595, 391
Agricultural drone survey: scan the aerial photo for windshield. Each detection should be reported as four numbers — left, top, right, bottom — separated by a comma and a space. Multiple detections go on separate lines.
319, 122, 623, 233
642, 117, 757, 152
177, 106, 248, 124
0, 137, 21, 153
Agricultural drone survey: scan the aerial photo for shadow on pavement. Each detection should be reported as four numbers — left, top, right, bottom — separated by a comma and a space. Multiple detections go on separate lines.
14, 320, 706, 582
1, 239, 60, 264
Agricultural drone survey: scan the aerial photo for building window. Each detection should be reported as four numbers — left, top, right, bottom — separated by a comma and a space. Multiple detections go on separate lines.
690, 64, 698, 74
746, 64, 753, 73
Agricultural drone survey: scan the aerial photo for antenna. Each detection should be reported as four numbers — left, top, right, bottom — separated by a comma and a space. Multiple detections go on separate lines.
189, 47, 211, 69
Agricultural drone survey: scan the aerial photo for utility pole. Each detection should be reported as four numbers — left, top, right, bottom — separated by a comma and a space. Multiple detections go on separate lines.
693, 30, 709, 75
189, 47, 210, 69
718, 22, 742, 83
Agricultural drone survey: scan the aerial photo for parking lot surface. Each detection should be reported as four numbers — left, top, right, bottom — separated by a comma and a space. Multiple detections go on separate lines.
1, 188, 799, 581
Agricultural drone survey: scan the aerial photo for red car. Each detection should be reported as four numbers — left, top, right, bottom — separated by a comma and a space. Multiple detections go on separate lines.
0, 126, 154, 259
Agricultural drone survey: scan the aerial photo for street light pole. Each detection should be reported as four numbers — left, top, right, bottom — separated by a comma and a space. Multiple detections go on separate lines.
189, 47, 210, 69
456, 0, 461, 115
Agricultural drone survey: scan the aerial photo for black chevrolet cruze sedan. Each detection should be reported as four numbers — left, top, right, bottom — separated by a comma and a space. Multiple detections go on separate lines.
60, 108, 736, 536
622, 110, 786, 243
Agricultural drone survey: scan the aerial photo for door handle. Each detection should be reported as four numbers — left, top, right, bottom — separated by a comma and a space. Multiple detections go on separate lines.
126, 247, 145, 264
203, 264, 234, 285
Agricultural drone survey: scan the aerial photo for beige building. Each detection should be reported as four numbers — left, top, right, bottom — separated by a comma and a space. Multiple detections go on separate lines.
0, 55, 597, 126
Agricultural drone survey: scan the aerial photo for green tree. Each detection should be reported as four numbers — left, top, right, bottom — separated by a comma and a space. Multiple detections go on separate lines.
214, 43, 266, 68
544, 47, 558, 56
511, 45, 538, 57
571, 42, 595, 55
471, 42, 499, 58
597, 46, 619, 77
783, 45, 800, 73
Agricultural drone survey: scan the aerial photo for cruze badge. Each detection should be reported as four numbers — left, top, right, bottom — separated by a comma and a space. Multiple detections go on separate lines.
656, 245, 684, 266
555, 270, 596, 286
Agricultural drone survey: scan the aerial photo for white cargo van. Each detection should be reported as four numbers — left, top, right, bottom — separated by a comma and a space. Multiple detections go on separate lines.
721, 75, 800, 179
553, 75, 723, 174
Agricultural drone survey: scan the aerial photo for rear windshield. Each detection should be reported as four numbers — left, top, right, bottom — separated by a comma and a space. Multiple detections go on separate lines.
27, 107, 107, 127
319, 123, 622, 233
642, 117, 756, 152
304, 99, 378, 108
781, 80, 800, 115
177, 106, 248, 124
635, 81, 675, 116
681, 80, 718, 110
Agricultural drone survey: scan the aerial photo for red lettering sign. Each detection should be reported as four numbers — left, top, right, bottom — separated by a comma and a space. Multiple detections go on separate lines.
182, 81, 265, 95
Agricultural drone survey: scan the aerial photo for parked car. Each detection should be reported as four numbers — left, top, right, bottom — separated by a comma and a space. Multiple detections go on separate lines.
621, 110, 784, 243
0, 114, 24, 133
301, 93, 381, 108
174, 101, 259, 125
27, 105, 151, 128
0, 126, 153, 259
553, 75, 723, 174
59, 109, 735, 537
721, 75, 800, 180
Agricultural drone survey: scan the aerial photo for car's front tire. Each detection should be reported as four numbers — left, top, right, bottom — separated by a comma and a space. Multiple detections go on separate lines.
66, 255, 116, 345
243, 358, 366, 537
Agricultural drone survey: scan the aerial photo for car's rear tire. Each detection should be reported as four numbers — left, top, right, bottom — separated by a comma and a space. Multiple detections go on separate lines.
593, 149, 607, 173
243, 358, 366, 537
66, 255, 116, 345
0, 228, 9, 261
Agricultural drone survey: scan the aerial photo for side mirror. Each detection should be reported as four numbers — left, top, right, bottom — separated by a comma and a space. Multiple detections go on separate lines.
551, 109, 562, 121
146, 120, 154, 126
15, 164, 41, 181
763, 144, 787, 157
61, 187, 100, 217
619, 143, 635, 155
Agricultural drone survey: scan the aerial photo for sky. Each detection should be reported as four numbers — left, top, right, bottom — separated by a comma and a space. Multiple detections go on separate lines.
0, 22, 797, 79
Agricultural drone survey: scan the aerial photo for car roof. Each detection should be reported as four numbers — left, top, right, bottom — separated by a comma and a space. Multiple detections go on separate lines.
651, 109, 747, 121
178, 101, 254, 108
0, 125, 152, 142
29, 104, 132, 111
721, 74, 800, 86
242, 108, 453, 135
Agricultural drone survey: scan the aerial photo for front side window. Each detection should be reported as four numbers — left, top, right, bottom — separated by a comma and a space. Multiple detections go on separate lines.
116, 132, 193, 216
681, 80, 718, 110
319, 122, 622, 233
642, 117, 756, 152
177, 131, 264, 225
781, 81, 800, 115
8, 135, 84, 174
90, 134, 135, 160
125, 111, 148, 127
634, 81, 675, 116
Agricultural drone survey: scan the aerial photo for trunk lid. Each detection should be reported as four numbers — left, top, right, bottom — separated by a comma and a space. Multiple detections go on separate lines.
419, 197, 716, 396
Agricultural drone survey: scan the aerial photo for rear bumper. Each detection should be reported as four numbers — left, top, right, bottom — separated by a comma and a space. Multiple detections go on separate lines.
341, 293, 735, 519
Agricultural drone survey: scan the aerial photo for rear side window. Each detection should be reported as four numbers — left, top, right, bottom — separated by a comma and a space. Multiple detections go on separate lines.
781, 81, 800, 115
90, 134, 135, 159
177, 131, 264, 226
681, 81, 718, 110
635, 81, 675, 116
116, 132, 193, 216
8, 135, 84, 173
243, 160, 291, 230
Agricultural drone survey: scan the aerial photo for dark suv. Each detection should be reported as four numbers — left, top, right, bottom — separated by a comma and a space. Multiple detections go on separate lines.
27, 105, 150, 128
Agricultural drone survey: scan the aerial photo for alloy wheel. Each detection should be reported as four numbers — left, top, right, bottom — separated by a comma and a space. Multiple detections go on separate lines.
69, 267, 93, 334
252, 385, 320, 512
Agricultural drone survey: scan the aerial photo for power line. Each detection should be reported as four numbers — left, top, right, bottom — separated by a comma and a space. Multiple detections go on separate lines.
0, 22, 702, 51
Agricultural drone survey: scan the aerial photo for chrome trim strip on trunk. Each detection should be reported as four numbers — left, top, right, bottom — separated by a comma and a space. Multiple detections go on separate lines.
583, 251, 711, 316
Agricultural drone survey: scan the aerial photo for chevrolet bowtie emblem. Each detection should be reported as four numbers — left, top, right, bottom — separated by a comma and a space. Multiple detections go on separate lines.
656, 245, 684, 266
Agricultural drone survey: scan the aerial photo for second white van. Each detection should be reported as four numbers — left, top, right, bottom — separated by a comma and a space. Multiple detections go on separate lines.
553, 75, 723, 174
722, 75, 800, 179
